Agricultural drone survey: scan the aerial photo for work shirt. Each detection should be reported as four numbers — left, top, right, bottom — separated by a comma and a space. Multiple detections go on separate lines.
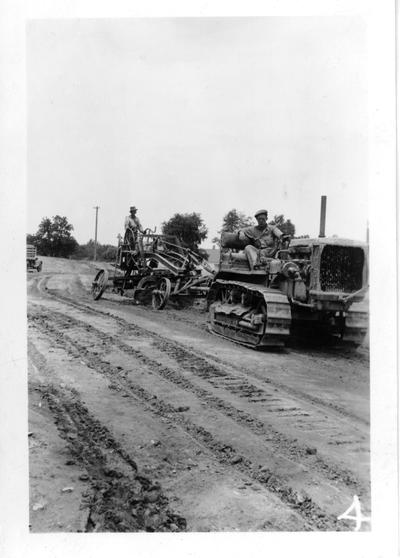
239, 224, 283, 257
124, 215, 143, 232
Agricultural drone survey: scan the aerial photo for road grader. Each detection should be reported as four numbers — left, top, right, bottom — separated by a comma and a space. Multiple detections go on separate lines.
91, 228, 214, 309
207, 201, 369, 348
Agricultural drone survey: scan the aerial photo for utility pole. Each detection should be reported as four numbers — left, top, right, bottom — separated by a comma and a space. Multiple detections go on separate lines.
93, 206, 100, 261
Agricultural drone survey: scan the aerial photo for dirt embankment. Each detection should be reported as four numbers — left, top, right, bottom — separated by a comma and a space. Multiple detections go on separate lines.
27, 257, 370, 532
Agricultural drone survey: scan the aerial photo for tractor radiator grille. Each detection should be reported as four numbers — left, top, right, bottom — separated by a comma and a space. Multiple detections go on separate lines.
320, 246, 364, 293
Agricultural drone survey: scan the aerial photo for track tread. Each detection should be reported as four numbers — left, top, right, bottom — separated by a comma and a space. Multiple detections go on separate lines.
209, 279, 291, 348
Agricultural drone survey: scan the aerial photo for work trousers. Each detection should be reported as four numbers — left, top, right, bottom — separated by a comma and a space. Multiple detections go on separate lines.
244, 245, 276, 269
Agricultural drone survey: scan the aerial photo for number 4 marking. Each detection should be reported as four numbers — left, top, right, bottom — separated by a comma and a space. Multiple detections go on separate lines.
337, 495, 371, 531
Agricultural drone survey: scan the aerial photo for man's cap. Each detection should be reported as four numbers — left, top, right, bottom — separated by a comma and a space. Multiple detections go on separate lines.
130, 206, 137, 211
254, 209, 268, 218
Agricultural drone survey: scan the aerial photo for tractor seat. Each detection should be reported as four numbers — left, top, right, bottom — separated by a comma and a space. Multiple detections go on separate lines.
220, 232, 251, 269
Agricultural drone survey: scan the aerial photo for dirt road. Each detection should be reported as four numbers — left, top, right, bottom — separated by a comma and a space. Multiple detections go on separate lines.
27, 257, 370, 532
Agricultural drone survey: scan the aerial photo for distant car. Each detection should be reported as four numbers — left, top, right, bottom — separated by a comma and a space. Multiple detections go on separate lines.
26, 244, 43, 272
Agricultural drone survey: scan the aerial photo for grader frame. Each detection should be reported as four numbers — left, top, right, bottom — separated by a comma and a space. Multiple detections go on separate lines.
92, 228, 214, 309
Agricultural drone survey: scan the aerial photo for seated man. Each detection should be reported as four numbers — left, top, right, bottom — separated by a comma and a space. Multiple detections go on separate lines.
238, 209, 284, 270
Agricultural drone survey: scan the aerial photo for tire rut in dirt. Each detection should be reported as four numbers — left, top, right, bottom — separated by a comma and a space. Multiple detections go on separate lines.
29, 311, 355, 530
29, 305, 368, 500
29, 377, 186, 532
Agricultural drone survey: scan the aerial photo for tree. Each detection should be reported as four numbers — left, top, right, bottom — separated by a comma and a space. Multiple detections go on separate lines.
73, 240, 117, 261
34, 215, 78, 257
221, 209, 253, 232
212, 209, 254, 245
269, 214, 296, 237
26, 233, 37, 246
162, 213, 208, 252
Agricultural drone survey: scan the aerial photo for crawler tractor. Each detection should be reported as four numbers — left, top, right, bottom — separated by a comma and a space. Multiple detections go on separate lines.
208, 202, 369, 348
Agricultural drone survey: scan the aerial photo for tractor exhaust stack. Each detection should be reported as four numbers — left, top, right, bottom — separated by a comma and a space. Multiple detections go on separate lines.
319, 195, 327, 238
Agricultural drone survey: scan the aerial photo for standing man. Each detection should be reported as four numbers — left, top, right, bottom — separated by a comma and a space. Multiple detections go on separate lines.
238, 209, 285, 270
124, 206, 143, 234
124, 206, 144, 249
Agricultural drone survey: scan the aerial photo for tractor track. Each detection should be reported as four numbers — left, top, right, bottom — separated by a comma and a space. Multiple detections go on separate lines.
37, 278, 368, 427
29, 306, 368, 529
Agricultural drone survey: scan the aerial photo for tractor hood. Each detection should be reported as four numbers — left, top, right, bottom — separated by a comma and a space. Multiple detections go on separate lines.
289, 237, 368, 249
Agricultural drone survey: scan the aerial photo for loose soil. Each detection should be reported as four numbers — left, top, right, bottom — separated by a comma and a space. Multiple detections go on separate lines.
27, 257, 370, 532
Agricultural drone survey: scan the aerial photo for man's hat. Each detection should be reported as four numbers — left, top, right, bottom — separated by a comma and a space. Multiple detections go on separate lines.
254, 209, 268, 218
130, 206, 137, 211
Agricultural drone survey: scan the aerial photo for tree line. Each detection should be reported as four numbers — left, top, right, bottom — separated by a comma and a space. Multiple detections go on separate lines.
27, 210, 300, 260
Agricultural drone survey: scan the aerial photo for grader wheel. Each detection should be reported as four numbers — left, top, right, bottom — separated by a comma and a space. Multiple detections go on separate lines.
92, 269, 109, 300
152, 277, 172, 310
132, 275, 157, 305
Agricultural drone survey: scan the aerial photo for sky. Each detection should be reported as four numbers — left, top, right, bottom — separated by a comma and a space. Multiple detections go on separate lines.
27, 17, 368, 247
